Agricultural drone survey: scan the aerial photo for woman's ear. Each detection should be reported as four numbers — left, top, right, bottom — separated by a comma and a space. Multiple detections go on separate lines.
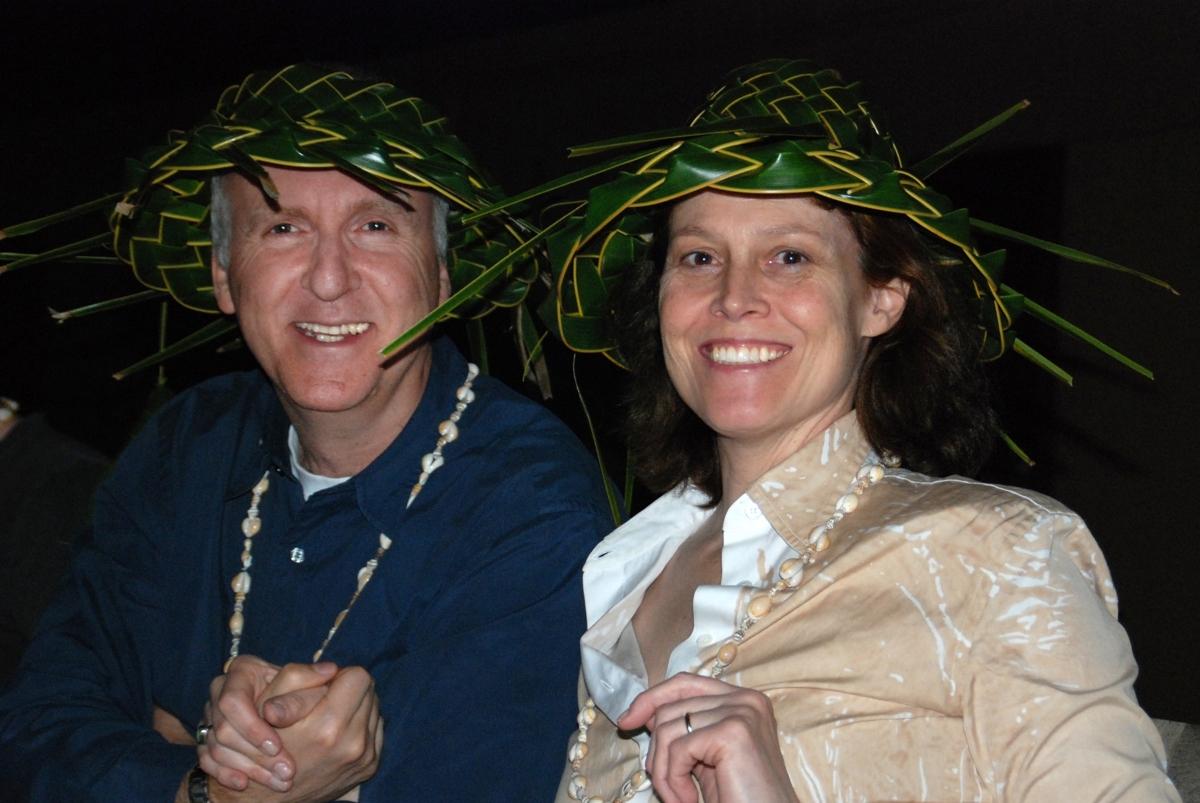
861, 277, 910, 337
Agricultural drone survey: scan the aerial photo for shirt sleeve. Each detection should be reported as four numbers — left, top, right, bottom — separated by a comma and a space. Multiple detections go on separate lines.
961, 509, 1180, 802
0, 418, 195, 801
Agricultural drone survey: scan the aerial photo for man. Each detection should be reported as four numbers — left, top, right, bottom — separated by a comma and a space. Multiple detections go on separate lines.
0, 65, 611, 802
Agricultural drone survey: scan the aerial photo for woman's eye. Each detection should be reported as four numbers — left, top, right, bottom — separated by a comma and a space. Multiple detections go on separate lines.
771, 249, 808, 265
680, 251, 715, 267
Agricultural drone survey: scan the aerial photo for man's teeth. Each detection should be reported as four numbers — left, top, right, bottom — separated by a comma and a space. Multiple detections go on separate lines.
296, 322, 370, 342
708, 344, 787, 365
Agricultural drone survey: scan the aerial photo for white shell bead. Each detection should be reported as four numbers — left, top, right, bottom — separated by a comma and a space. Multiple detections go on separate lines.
836, 493, 859, 514
231, 571, 251, 593
357, 567, 374, 591
380, 534, 392, 550
568, 773, 588, 798
578, 707, 597, 727
241, 517, 262, 536
812, 531, 831, 552
253, 476, 270, 495
421, 452, 445, 473
779, 558, 804, 581
568, 740, 588, 761
438, 420, 459, 442
456, 386, 475, 403
748, 594, 772, 619
228, 611, 244, 636
631, 770, 650, 790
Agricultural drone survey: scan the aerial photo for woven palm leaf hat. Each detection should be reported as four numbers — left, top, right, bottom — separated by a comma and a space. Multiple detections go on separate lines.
486, 58, 1173, 401
1, 64, 541, 375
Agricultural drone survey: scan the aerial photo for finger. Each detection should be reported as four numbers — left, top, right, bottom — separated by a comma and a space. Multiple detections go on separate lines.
217, 655, 285, 757
618, 673, 737, 730
206, 715, 296, 788
262, 685, 329, 729
648, 708, 698, 803
258, 661, 338, 707
199, 742, 296, 794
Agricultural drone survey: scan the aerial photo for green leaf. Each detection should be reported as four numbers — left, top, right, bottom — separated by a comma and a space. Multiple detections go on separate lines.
0, 233, 111, 274
972, 219, 1178, 293
1011, 337, 1074, 386
1, 252, 119, 265
572, 355, 624, 527
49, 289, 162, 321
462, 148, 661, 224
911, 100, 1031, 179
1018, 295, 1154, 379
998, 430, 1035, 466
0, 192, 124, 240
378, 205, 569, 357
113, 317, 238, 380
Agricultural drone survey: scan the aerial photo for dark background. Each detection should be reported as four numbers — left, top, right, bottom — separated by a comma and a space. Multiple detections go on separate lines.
2, 0, 1197, 722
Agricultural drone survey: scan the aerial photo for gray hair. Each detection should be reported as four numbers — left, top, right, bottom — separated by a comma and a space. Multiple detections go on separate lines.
209, 173, 449, 268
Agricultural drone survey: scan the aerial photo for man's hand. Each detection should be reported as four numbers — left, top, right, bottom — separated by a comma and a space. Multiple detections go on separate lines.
199, 655, 337, 793
203, 665, 383, 803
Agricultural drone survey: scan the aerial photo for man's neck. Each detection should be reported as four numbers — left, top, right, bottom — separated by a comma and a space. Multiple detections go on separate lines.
284, 357, 432, 478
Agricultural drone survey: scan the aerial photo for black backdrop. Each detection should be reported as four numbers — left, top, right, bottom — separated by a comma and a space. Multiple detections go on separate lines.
2, 0, 1197, 722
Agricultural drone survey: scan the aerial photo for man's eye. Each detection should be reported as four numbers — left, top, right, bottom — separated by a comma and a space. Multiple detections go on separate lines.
363, 220, 390, 232
680, 251, 714, 267
269, 223, 297, 235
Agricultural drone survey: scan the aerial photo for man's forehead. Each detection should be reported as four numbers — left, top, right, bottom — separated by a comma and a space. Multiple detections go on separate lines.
226, 167, 432, 215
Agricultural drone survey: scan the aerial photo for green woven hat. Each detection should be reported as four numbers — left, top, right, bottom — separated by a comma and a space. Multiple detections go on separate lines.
484, 57, 1171, 385
2, 64, 540, 374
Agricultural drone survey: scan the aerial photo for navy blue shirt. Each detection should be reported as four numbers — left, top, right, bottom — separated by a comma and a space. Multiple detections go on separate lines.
0, 338, 611, 801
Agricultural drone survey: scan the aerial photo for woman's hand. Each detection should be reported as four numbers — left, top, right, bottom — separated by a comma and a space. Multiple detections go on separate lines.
617, 673, 799, 803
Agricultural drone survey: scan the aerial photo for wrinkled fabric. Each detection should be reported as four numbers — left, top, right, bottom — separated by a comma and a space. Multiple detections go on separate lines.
0, 337, 611, 803
559, 413, 1177, 802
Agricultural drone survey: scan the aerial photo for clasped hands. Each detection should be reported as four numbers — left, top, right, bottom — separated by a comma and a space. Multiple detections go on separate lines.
617, 673, 800, 803
196, 655, 383, 802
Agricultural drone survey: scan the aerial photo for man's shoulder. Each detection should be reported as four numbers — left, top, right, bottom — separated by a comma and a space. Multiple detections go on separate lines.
146, 369, 271, 437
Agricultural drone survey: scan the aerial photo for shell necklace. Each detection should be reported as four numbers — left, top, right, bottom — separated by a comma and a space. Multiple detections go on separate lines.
225, 362, 480, 668
565, 453, 892, 803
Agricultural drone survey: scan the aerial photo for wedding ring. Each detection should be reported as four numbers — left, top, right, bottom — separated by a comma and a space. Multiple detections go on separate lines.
195, 722, 213, 746
684, 712, 694, 734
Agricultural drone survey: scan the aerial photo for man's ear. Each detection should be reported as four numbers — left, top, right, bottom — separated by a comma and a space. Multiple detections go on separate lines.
861, 277, 910, 338
211, 252, 236, 315
438, 260, 452, 306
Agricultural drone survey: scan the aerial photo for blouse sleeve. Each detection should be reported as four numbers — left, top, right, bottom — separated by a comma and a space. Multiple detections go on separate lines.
961, 507, 1179, 801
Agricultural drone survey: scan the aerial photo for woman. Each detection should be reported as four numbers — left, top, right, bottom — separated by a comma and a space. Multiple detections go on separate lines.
543, 61, 1177, 802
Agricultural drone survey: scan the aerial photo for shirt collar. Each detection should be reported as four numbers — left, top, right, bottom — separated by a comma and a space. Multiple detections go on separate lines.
747, 410, 872, 554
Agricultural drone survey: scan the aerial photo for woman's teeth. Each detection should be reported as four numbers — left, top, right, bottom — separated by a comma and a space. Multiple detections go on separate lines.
707, 344, 787, 365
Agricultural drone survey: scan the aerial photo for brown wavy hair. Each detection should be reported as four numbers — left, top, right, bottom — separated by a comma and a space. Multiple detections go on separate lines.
611, 198, 997, 506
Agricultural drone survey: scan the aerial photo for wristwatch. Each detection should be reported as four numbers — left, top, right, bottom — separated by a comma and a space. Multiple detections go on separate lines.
187, 765, 211, 803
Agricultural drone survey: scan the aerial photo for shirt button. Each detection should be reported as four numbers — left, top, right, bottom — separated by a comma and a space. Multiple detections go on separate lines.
290, 547, 305, 564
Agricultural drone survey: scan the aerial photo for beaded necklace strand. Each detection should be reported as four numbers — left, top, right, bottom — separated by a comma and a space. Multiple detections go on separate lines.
225, 362, 480, 669
565, 453, 893, 803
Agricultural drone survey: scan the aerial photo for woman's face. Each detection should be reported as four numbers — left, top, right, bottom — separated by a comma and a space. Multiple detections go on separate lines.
659, 192, 906, 456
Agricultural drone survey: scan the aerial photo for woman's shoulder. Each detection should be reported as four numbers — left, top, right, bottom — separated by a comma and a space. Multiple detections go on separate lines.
878, 467, 1081, 524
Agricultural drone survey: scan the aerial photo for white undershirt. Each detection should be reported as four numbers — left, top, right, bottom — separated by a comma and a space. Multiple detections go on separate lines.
287, 425, 351, 500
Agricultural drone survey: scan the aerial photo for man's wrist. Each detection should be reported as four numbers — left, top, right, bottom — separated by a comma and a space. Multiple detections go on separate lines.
184, 764, 211, 803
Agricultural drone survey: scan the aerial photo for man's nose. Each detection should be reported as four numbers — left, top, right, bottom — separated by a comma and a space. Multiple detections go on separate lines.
303, 235, 359, 301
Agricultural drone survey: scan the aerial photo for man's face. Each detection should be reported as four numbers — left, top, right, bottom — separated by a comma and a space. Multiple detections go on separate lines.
212, 167, 450, 421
